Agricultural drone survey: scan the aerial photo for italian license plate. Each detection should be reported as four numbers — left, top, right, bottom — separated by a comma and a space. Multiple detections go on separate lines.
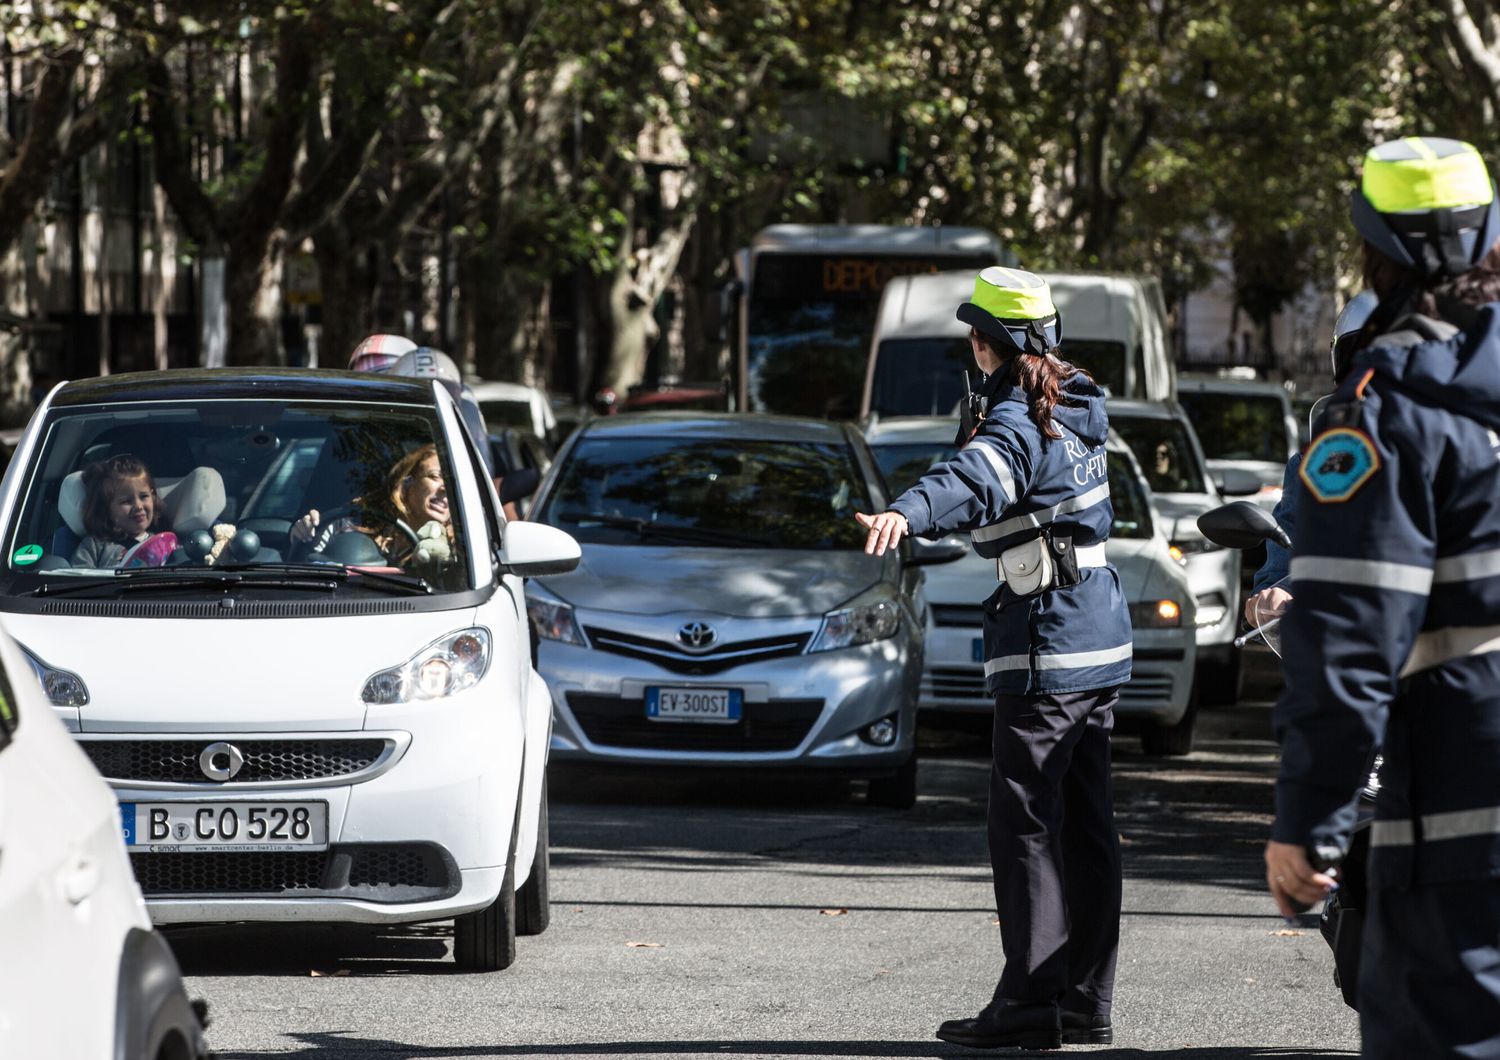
972, 638, 985, 663
645, 686, 742, 723
120, 801, 329, 852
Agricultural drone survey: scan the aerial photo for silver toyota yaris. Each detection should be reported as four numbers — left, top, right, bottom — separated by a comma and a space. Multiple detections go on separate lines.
526, 412, 959, 807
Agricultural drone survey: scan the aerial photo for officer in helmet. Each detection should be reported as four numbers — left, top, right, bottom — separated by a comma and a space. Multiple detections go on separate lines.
347, 333, 417, 374
387, 347, 494, 474
1243, 290, 1377, 625
858, 268, 1129, 1049
1270, 137, 1500, 1054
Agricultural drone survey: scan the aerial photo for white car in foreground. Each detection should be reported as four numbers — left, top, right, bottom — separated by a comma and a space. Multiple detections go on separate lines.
0, 625, 205, 1058
0, 368, 579, 971
865, 419, 1200, 754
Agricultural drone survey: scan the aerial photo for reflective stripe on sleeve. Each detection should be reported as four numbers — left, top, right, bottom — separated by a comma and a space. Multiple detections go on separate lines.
982, 641, 1132, 677
962, 437, 1017, 506
1289, 556, 1434, 595
1433, 547, 1500, 583
973, 482, 1111, 543
1399, 622, 1500, 677
1370, 805, 1500, 847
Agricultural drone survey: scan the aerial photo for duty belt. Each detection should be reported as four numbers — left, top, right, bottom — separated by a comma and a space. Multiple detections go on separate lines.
996, 534, 1106, 594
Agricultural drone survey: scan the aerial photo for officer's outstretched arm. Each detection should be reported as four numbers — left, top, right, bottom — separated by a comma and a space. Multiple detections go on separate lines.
1274, 390, 1434, 853
889, 422, 1034, 538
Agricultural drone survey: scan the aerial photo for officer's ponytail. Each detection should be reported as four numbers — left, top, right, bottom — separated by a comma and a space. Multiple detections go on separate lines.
976, 333, 1091, 441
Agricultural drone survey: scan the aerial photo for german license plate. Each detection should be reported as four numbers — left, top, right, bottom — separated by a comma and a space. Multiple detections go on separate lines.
972, 638, 985, 663
120, 801, 329, 852
645, 686, 742, 723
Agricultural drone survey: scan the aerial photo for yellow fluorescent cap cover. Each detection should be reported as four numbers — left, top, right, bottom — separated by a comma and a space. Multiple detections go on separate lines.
1363, 139, 1494, 212
971, 267, 1056, 322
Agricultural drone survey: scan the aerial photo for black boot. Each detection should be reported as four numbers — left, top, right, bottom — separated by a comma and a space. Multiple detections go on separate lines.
1060, 1009, 1113, 1045
935, 999, 1061, 1050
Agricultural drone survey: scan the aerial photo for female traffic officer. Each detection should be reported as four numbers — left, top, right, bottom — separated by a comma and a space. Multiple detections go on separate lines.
857, 267, 1131, 1050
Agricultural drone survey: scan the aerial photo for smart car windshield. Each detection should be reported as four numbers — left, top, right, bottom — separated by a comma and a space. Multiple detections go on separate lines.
0, 400, 472, 596
539, 436, 873, 549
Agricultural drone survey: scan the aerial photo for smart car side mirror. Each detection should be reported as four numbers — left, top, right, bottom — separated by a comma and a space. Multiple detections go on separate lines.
499, 467, 540, 506
906, 534, 969, 566
499, 521, 580, 577
1213, 467, 1262, 497
1197, 501, 1292, 551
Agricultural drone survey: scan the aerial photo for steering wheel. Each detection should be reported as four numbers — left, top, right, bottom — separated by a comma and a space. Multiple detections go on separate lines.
292, 503, 419, 561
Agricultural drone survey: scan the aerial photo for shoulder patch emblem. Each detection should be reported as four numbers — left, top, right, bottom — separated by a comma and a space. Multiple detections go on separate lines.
1300, 427, 1380, 503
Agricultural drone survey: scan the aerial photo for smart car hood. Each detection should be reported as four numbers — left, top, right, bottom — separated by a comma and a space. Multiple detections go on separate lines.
536, 545, 889, 618
4, 609, 479, 733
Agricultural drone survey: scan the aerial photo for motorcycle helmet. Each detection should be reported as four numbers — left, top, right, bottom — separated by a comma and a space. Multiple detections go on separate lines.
1329, 290, 1378, 381
956, 266, 1061, 357
388, 347, 464, 399
348, 334, 417, 374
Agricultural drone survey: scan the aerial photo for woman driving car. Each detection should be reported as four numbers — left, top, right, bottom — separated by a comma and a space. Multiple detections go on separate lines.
291, 444, 455, 569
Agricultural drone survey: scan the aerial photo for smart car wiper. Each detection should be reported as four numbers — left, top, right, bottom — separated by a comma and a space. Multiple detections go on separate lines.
216, 561, 433, 595
28, 569, 246, 597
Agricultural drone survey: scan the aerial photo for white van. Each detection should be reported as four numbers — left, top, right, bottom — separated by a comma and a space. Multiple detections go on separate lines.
861, 270, 1174, 418
0, 368, 580, 972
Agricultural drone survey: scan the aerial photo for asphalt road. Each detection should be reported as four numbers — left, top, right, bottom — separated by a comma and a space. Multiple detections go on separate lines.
172, 658, 1361, 1059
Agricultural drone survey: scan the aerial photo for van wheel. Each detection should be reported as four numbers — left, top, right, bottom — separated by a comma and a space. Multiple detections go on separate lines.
867, 755, 918, 809
1142, 694, 1199, 757
516, 773, 550, 936
454, 853, 517, 971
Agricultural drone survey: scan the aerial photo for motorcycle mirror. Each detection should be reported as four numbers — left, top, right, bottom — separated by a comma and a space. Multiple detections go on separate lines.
1196, 500, 1292, 551
499, 467, 541, 505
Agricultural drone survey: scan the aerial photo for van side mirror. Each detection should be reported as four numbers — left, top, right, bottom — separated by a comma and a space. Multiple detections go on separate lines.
499, 468, 540, 505
499, 521, 580, 577
1197, 501, 1291, 551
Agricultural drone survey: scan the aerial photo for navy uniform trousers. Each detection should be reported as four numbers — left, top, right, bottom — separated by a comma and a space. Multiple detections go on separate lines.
990, 687, 1122, 1013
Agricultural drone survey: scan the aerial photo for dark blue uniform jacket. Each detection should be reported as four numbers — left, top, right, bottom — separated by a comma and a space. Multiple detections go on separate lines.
1278, 308, 1500, 887
890, 371, 1132, 697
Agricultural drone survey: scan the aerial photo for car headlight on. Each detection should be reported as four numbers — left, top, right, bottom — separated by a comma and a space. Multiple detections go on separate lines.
810, 586, 902, 653
525, 588, 585, 646
362, 627, 492, 704
1194, 592, 1230, 629
1129, 599, 1182, 628
1170, 537, 1222, 557
18, 645, 88, 707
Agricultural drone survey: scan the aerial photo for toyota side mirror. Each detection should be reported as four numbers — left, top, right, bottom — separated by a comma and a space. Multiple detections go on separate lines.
906, 534, 969, 566
1197, 501, 1291, 551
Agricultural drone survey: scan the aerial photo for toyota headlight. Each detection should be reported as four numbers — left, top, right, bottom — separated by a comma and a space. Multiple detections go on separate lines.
362, 627, 491, 704
525, 585, 585, 646
810, 586, 902, 653
19, 645, 88, 707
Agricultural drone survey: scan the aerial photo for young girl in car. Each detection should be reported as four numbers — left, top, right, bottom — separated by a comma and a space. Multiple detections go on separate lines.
71, 454, 172, 568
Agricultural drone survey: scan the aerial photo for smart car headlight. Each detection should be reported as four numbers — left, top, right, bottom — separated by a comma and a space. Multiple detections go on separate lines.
810, 585, 902, 653
18, 645, 88, 707
362, 627, 491, 704
525, 585, 585, 646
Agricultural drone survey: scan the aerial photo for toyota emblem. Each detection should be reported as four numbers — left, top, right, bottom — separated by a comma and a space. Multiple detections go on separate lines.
677, 621, 717, 649
199, 741, 246, 782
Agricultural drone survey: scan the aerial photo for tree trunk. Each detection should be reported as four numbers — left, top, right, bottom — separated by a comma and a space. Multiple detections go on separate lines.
312, 223, 382, 367
0, 245, 32, 425
602, 263, 658, 396
225, 232, 286, 366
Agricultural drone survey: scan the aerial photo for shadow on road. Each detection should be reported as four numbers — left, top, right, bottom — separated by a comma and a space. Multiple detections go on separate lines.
210, 1030, 1355, 1059
166, 921, 454, 977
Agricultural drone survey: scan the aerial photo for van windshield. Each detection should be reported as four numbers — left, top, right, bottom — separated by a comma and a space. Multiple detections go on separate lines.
1177, 391, 1292, 463
869, 338, 973, 418
0, 401, 473, 596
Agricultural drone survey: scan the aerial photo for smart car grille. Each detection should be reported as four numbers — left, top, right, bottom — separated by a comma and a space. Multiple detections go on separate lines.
80, 739, 389, 784
924, 667, 989, 701
129, 843, 457, 903
567, 693, 821, 751
581, 627, 812, 675
931, 605, 985, 628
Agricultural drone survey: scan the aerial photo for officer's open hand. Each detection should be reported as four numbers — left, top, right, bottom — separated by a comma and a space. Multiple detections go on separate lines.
856, 510, 908, 556
1265, 839, 1336, 919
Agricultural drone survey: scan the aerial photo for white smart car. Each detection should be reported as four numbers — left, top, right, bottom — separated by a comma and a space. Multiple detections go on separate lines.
0, 369, 579, 971
0, 622, 205, 1058
865, 419, 1200, 754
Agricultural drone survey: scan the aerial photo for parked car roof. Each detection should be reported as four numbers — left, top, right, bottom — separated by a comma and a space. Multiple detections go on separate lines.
577, 410, 856, 444
50, 368, 433, 407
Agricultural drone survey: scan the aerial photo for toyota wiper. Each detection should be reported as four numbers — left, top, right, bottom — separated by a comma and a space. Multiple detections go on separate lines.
558, 511, 766, 548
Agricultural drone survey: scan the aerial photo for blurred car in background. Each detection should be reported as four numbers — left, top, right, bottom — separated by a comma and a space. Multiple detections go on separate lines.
527, 411, 963, 808
0, 625, 206, 1059
470, 380, 561, 449
1176, 375, 1298, 513
1108, 399, 1248, 706
594, 380, 732, 416
864, 419, 1200, 754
